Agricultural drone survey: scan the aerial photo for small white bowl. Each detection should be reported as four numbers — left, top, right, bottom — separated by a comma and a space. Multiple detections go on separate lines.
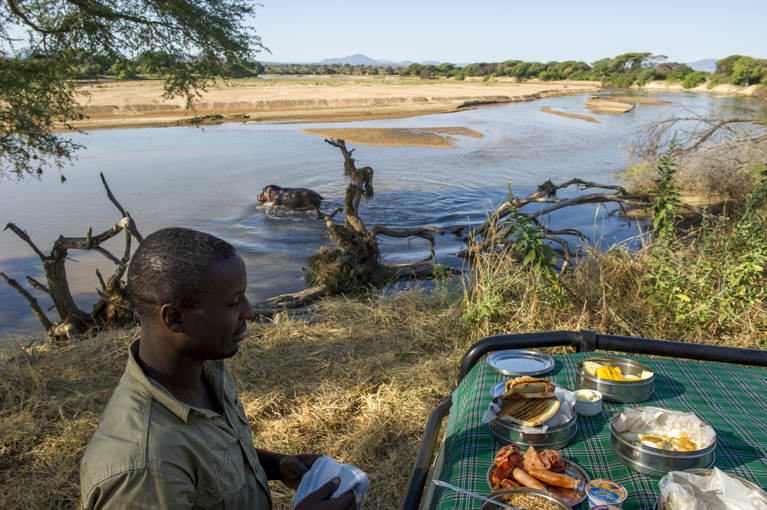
574, 389, 603, 416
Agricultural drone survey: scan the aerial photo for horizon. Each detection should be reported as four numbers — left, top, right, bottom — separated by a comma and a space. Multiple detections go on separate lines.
252, 0, 765, 65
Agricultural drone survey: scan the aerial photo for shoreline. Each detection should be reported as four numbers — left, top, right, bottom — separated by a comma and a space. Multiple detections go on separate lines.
62, 79, 600, 132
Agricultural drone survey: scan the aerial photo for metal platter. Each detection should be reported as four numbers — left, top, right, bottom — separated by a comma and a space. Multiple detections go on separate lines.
486, 459, 590, 507
654, 469, 767, 509
486, 350, 555, 376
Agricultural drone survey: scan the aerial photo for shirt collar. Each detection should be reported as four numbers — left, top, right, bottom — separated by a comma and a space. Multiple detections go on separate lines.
125, 340, 194, 423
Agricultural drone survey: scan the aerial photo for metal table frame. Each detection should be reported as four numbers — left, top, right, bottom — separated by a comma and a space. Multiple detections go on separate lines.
400, 329, 767, 510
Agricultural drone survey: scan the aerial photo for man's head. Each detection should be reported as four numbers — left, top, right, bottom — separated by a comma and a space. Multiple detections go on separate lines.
128, 228, 253, 360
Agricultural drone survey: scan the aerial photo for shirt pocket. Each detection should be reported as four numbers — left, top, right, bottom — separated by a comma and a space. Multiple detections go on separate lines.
192, 442, 247, 508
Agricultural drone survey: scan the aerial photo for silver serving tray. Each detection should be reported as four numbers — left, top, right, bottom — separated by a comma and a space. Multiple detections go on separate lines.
654, 469, 767, 509
609, 406, 717, 478
489, 416, 578, 449
576, 356, 655, 403
480, 487, 570, 510
486, 459, 590, 506
486, 350, 555, 376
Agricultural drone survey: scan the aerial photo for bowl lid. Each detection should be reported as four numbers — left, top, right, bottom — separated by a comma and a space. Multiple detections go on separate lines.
486, 350, 555, 376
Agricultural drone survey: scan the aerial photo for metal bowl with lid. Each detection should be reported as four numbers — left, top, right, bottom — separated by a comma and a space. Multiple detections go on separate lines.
654, 469, 767, 509
489, 412, 577, 449
576, 356, 654, 403
479, 487, 570, 510
610, 407, 716, 478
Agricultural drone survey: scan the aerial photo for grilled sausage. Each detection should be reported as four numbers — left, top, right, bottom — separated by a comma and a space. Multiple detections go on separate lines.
527, 467, 580, 489
512, 468, 547, 491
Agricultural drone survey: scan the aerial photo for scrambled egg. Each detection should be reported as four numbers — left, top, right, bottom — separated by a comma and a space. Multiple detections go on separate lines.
620, 430, 701, 451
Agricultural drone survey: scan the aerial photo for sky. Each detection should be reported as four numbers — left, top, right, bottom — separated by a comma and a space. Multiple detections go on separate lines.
252, 0, 766, 64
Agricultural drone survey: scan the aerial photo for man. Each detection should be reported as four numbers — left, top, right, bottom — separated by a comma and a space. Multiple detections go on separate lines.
81, 227, 356, 510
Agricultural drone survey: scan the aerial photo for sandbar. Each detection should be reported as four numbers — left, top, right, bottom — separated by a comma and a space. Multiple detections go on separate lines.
539, 107, 601, 124
63, 78, 600, 131
300, 127, 483, 148
583, 100, 635, 115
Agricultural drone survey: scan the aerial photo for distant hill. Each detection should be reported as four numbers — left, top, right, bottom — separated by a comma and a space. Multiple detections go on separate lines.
686, 59, 718, 72
318, 54, 384, 66
316, 54, 442, 67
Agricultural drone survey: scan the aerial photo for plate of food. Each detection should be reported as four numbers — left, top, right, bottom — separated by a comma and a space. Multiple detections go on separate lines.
487, 445, 589, 507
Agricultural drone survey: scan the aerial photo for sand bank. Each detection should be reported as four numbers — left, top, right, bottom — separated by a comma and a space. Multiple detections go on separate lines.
539, 107, 600, 123
64, 78, 600, 131
300, 127, 483, 148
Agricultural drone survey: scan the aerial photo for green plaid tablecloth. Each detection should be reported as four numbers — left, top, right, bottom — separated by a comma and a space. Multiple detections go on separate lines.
430, 352, 767, 510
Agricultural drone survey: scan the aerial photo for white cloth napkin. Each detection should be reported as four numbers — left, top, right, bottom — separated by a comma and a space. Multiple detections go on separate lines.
659, 468, 767, 510
293, 456, 370, 509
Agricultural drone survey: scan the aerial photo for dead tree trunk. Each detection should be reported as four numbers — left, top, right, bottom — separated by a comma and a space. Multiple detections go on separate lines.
2, 173, 143, 341
253, 139, 458, 314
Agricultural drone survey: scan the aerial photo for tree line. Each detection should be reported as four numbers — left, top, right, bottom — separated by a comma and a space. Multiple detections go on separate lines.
397, 53, 767, 89
47, 51, 767, 90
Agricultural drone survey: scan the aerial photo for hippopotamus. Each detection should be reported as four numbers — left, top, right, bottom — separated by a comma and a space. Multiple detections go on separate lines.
257, 185, 324, 210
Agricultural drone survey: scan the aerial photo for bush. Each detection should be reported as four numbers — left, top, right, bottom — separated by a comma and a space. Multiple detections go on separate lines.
117, 69, 136, 80
682, 71, 708, 89
454, 72, 465, 81
610, 73, 636, 88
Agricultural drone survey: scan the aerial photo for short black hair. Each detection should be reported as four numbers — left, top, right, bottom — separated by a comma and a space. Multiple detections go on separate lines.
127, 227, 237, 321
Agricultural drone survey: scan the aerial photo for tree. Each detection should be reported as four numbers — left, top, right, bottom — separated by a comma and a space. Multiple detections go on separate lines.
609, 52, 652, 74
1, 0, 266, 181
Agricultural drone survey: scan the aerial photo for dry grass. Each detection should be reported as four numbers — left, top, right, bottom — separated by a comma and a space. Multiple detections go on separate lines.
2, 237, 764, 508
0, 290, 465, 510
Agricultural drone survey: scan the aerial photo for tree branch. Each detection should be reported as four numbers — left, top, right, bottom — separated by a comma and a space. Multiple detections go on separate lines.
369, 225, 446, 248
4, 223, 47, 261
25, 276, 50, 294
1, 272, 53, 331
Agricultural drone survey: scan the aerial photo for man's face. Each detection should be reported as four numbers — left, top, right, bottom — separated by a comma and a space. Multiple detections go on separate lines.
181, 254, 253, 360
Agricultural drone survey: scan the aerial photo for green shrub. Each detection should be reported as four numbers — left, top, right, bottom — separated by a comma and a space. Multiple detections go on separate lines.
454, 72, 465, 81
682, 71, 708, 89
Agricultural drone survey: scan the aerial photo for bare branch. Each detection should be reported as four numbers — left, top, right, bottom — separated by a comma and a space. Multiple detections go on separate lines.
93, 247, 126, 267
370, 225, 446, 248
4, 223, 46, 261
25, 276, 50, 294
1, 272, 53, 331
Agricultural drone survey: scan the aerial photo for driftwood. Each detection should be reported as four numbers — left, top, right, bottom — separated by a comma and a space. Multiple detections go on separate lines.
3, 173, 142, 341
455, 178, 718, 263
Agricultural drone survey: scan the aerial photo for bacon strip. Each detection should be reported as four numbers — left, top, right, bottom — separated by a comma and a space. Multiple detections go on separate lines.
522, 446, 545, 472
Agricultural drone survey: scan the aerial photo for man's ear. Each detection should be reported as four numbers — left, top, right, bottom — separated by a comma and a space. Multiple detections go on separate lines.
160, 303, 185, 332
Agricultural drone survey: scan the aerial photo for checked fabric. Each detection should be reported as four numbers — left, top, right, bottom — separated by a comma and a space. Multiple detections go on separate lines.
430, 352, 767, 510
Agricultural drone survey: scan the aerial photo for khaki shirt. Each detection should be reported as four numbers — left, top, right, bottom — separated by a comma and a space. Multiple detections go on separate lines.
81, 340, 272, 509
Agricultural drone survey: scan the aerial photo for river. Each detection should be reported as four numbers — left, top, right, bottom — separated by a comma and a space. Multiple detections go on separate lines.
1, 90, 764, 341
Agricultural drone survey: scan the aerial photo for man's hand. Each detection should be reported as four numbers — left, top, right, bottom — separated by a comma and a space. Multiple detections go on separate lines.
279, 454, 321, 489
295, 477, 356, 510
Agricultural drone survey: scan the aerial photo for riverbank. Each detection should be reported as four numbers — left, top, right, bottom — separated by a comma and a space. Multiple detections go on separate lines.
2, 237, 764, 508
66, 78, 599, 130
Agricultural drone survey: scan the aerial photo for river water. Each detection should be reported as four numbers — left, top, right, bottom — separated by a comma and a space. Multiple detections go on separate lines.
1, 91, 764, 341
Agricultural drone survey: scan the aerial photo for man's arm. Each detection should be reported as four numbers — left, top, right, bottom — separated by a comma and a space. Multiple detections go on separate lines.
83, 470, 196, 510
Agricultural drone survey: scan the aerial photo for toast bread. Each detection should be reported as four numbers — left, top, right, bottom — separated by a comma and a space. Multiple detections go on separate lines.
502, 376, 556, 399
497, 397, 561, 427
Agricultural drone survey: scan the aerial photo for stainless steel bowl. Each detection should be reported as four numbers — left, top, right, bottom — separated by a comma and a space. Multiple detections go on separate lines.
489, 413, 577, 448
576, 356, 655, 403
654, 469, 767, 509
479, 487, 570, 510
610, 407, 716, 478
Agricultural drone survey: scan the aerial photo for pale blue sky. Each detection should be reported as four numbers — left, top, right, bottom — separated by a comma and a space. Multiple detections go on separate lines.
253, 0, 766, 64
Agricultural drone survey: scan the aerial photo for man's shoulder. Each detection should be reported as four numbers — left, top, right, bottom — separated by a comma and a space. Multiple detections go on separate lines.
80, 371, 189, 489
